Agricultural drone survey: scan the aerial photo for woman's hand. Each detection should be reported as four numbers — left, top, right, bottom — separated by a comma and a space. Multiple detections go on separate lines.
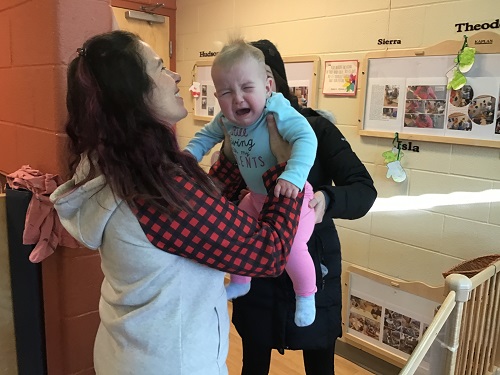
220, 117, 237, 163
267, 114, 292, 164
308, 191, 327, 223
238, 188, 250, 201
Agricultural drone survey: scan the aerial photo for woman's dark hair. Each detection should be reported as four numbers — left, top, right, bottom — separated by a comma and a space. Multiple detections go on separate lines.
249, 39, 300, 110
269, 67, 300, 110
65, 30, 217, 212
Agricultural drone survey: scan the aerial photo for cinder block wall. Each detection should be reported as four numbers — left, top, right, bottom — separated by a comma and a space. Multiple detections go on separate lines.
0, 1, 111, 373
175, 0, 500, 288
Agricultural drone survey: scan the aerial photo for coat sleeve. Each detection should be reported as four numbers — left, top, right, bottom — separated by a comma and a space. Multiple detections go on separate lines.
208, 147, 246, 201
132, 162, 303, 277
312, 116, 377, 220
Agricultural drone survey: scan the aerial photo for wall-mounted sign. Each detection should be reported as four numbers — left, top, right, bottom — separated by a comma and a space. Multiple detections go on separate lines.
474, 39, 493, 45
397, 141, 420, 152
322, 60, 359, 96
455, 18, 499, 33
378, 38, 402, 45
199, 50, 218, 58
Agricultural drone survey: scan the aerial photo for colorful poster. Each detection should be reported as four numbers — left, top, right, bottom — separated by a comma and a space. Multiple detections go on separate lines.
322, 60, 358, 96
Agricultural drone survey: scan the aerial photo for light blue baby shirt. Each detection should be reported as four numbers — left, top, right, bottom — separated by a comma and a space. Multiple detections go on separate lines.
185, 92, 317, 194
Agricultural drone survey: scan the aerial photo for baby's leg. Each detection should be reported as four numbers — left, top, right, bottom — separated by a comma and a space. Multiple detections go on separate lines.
226, 192, 264, 300
286, 183, 317, 326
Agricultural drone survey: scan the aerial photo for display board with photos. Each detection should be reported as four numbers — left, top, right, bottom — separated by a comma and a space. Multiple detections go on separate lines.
358, 31, 500, 148
192, 56, 320, 121
344, 266, 445, 372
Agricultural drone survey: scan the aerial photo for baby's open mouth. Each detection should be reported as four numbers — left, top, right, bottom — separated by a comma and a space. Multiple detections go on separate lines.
236, 108, 250, 116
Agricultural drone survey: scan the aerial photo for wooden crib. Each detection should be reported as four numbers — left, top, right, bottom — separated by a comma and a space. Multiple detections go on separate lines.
401, 255, 500, 375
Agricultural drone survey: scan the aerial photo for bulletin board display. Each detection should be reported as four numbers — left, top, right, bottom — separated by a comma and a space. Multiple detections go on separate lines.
358, 31, 500, 148
192, 56, 320, 121
344, 266, 445, 370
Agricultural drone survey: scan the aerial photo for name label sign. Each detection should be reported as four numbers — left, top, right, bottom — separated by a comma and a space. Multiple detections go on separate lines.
455, 19, 499, 33
199, 51, 218, 58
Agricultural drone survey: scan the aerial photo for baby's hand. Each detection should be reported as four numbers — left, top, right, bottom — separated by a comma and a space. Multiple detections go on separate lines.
274, 179, 299, 199
238, 188, 250, 202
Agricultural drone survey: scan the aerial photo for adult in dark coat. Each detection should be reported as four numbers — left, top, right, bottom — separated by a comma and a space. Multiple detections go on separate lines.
231, 39, 377, 375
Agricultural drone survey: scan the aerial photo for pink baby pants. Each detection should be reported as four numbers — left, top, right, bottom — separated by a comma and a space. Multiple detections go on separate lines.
231, 182, 317, 297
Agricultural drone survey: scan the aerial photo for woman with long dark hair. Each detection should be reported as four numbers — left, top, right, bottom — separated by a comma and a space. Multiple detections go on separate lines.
50, 31, 304, 375
231, 39, 377, 375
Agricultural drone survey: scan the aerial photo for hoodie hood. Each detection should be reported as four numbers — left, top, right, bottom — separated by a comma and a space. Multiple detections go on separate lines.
50, 161, 122, 250
314, 109, 336, 124
300, 107, 336, 124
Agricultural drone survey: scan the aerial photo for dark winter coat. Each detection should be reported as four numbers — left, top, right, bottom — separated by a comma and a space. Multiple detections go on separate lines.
232, 108, 377, 352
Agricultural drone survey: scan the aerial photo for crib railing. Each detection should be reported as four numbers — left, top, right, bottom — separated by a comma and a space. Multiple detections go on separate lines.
455, 262, 500, 375
400, 258, 500, 375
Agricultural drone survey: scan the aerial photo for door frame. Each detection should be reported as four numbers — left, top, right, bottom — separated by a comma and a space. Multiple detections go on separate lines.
111, 0, 177, 71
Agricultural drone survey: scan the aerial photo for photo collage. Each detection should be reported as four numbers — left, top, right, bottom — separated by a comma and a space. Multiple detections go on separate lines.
348, 295, 382, 341
382, 85, 399, 120
378, 82, 499, 136
200, 84, 215, 116
349, 294, 427, 357
448, 85, 497, 132
403, 85, 447, 129
383, 308, 426, 355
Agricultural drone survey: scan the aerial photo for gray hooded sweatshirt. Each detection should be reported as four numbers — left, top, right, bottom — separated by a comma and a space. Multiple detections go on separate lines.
50, 163, 229, 375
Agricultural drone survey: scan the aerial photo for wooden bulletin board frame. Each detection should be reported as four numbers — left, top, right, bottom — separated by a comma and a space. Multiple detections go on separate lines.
192, 55, 320, 121
358, 31, 500, 148
344, 266, 445, 370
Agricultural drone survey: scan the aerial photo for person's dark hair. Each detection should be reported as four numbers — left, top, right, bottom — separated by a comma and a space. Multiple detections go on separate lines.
269, 67, 300, 110
249, 39, 300, 110
65, 30, 217, 213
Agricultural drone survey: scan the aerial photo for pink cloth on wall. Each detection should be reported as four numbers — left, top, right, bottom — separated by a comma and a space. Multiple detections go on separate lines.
6, 165, 80, 263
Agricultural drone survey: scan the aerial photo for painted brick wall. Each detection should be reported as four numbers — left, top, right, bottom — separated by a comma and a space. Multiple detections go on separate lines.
0, 0, 62, 175
0, 0, 111, 374
175, 0, 500, 287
